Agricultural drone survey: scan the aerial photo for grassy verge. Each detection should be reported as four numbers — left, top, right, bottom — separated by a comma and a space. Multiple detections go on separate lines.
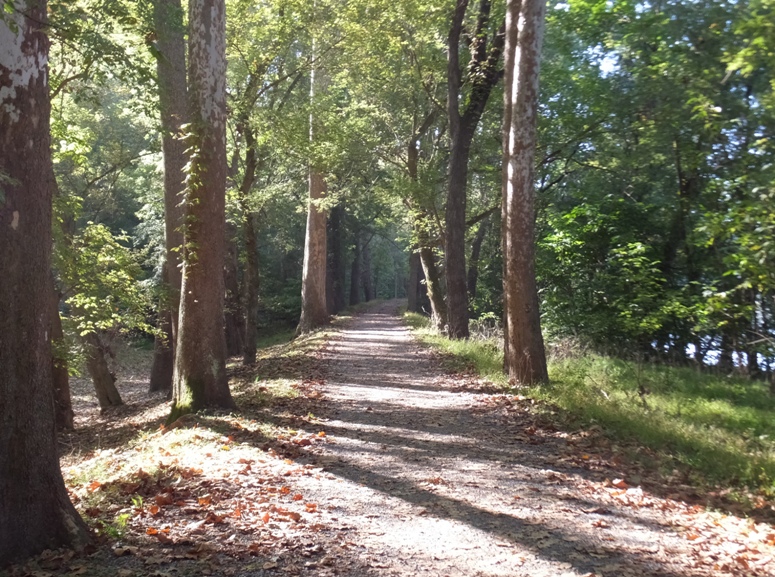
403, 311, 775, 504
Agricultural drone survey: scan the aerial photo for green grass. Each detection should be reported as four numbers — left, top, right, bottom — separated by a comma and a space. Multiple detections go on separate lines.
403, 312, 775, 498
404, 312, 507, 385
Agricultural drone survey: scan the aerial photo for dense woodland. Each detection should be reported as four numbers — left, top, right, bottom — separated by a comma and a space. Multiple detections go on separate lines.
1, 0, 774, 565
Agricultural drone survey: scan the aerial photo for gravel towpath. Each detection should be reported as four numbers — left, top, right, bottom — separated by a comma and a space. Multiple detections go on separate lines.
290, 301, 772, 577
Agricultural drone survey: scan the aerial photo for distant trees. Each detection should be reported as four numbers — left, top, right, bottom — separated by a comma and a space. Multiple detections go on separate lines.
0, 0, 90, 561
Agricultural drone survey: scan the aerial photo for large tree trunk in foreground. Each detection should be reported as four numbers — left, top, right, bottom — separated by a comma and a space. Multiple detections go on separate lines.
170, 0, 235, 421
501, 0, 548, 385
297, 47, 329, 334
0, 2, 91, 561
149, 0, 188, 393
50, 281, 74, 430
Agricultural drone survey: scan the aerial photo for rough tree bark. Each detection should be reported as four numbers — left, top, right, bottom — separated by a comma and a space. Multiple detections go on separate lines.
445, 0, 505, 339
297, 42, 329, 334
149, 0, 188, 393
501, 0, 548, 385
170, 0, 235, 421
0, 1, 91, 561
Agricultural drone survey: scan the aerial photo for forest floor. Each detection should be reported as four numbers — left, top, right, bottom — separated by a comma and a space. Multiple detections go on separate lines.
6, 300, 775, 577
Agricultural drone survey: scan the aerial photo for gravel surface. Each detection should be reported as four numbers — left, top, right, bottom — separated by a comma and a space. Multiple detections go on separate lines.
290, 300, 775, 577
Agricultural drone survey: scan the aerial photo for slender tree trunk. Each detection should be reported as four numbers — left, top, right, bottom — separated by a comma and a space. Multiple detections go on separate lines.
224, 228, 245, 356
149, 262, 174, 393
83, 332, 123, 409
149, 0, 188, 393
361, 239, 374, 302
418, 234, 447, 331
350, 235, 362, 306
501, 0, 548, 385
243, 211, 260, 365
170, 0, 235, 421
0, 2, 91, 561
407, 250, 422, 312
445, 134, 474, 338
467, 214, 490, 301
240, 125, 260, 365
50, 280, 74, 430
297, 38, 329, 334
408, 135, 447, 328
327, 204, 346, 314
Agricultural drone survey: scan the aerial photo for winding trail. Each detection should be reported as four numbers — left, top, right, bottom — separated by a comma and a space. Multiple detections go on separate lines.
292, 301, 767, 577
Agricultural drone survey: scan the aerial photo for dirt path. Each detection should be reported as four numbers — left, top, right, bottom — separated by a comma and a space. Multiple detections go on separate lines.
292, 301, 774, 577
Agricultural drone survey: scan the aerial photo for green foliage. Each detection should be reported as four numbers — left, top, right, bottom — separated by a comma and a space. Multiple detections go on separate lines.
56, 222, 155, 338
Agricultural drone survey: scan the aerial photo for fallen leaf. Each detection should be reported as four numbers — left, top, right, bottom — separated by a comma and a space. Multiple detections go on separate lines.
198, 495, 212, 506
611, 478, 629, 489
305, 503, 318, 513
293, 494, 304, 501
87, 481, 102, 493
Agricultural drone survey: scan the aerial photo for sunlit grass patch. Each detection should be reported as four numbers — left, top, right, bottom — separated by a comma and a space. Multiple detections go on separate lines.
404, 312, 507, 385
539, 355, 775, 495
403, 311, 775, 501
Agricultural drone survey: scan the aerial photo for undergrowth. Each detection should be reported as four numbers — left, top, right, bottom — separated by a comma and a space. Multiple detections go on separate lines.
403, 311, 775, 503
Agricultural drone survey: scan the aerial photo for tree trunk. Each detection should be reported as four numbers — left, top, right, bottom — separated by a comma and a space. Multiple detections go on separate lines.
170, 0, 235, 421
83, 332, 123, 409
407, 134, 446, 328
243, 211, 260, 365
149, 262, 174, 393
467, 214, 490, 301
149, 0, 188, 393
445, 136, 473, 338
224, 229, 245, 357
501, 0, 548, 386
297, 38, 329, 334
240, 124, 260, 365
0, 2, 91, 561
445, 0, 505, 339
350, 235, 362, 306
361, 239, 374, 302
417, 228, 447, 331
407, 250, 422, 312
50, 280, 74, 430
327, 203, 346, 314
